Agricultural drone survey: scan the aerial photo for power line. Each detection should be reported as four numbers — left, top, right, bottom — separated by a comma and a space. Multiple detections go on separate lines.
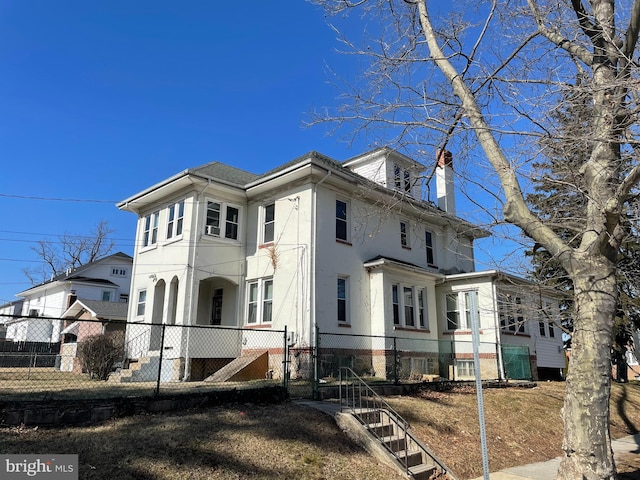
0, 193, 118, 203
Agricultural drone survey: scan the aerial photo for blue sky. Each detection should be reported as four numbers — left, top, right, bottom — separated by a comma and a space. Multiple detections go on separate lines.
0, 1, 516, 304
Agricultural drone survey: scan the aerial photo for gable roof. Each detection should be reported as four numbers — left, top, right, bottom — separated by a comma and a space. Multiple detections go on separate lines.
62, 299, 129, 321
17, 252, 132, 296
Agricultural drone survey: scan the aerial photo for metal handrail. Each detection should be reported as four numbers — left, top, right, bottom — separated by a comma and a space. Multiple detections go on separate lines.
339, 367, 459, 480
121, 327, 152, 363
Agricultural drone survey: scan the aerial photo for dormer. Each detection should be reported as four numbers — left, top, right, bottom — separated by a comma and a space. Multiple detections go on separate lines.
342, 147, 424, 200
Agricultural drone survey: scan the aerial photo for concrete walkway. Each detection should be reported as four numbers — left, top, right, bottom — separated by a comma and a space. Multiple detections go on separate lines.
469, 433, 640, 480
295, 400, 640, 480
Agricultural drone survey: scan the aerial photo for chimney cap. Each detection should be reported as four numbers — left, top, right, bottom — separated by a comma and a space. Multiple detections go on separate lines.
436, 149, 453, 168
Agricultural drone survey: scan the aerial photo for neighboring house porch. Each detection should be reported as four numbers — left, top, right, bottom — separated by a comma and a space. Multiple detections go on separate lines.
59, 299, 128, 373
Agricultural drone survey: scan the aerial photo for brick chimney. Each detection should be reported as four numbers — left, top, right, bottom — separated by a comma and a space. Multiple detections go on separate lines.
436, 150, 455, 214
66, 290, 77, 309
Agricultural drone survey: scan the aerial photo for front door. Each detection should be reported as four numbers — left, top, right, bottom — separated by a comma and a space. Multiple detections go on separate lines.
211, 289, 223, 325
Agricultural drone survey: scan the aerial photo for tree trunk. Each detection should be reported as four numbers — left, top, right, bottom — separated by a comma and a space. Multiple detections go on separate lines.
558, 258, 618, 480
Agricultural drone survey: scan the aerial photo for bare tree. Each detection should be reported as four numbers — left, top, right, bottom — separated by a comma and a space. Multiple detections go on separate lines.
23, 221, 115, 284
313, 1, 640, 478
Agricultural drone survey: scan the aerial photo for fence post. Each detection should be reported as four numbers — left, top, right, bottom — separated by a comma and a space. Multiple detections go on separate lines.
155, 324, 166, 397
313, 325, 319, 400
393, 336, 398, 385
282, 326, 288, 391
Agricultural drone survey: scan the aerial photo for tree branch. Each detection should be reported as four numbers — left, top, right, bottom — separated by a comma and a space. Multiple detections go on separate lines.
623, 0, 640, 58
527, 0, 593, 66
416, 0, 570, 261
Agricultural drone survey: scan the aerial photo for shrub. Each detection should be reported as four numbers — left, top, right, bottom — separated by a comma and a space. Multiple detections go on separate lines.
78, 331, 125, 380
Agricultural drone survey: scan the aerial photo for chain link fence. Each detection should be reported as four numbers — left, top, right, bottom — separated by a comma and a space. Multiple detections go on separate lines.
0, 315, 534, 402
315, 330, 518, 394
0, 316, 288, 401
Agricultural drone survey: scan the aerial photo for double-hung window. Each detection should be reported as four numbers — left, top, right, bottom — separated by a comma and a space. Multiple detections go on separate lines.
263, 203, 275, 244
246, 278, 273, 324
394, 164, 402, 190
393, 164, 412, 193
136, 290, 147, 317
225, 206, 239, 239
206, 201, 240, 240
418, 289, 427, 328
392, 285, 400, 325
167, 200, 185, 239
392, 285, 427, 329
400, 221, 408, 247
404, 287, 415, 326
404, 169, 411, 192
499, 294, 525, 333
337, 277, 348, 323
446, 291, 479, 330
446, 293, 460, 330
425, 230, 435, 266
336, 199, 349, 242
539, 321, 547, 336
143, 211, 159, 248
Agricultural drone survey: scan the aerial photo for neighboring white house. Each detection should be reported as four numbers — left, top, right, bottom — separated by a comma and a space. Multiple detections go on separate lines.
0, 300, 23, 339
117, 147, 566, 381
3, 252, 133, 343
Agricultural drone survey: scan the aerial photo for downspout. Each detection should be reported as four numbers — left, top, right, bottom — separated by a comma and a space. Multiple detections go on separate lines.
310, 170, 331, 374
492, 276, 506, 381
183, 179, 210, 381
124, 201, 138, 356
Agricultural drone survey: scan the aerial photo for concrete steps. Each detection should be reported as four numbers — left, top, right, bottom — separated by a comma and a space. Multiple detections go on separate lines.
109, 355, 160, 383
358, 407, 440, 479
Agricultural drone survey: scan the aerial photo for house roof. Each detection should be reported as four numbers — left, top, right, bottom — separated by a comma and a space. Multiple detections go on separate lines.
363, 255, 445, 278
17, 251, 132, 296
190, 161, 260, 186
247, 150, 490, 239
118, 147, 490, 239
62, 299, 129, 321
444, 269, 565, 298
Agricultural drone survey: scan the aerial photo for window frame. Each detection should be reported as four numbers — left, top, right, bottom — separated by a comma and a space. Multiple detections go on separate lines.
335, 198, 350, 242
539, 321, 547, 336
111, 268, 127, 277
246, 277, 274, 325
499, 294, 526, 334
445, 290, 479, 331
400, 220, 409, 248
457, 360, 475, 378
392, 285, 400, 325
425, 230, 435, 266
418, 289, 427, 329
392, 284, 428, 329
404, 287, 415, 327
263, 203, 275, 244
337, 276, 349, 324
142, 211, 160, 248
167, 200, 185, 240
205, 199, 241, 241
136, 289, 147, 317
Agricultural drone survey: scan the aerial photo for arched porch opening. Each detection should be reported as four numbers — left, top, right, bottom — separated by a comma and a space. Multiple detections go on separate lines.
195, 276, 239, 327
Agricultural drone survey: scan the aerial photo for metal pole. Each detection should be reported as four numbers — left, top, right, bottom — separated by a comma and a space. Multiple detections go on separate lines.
313, 325, 319, 400
155, 324, 166, 397
283, 326, 288, 391
470, 292, 490, 479
393, 336, 398, 385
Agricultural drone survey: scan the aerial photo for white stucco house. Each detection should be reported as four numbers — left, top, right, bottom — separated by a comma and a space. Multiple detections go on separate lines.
2, 252, 132, 343
117, 147, 566, 382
